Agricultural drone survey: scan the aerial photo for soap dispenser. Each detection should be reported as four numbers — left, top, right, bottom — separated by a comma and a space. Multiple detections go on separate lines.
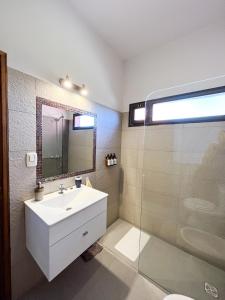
35, 182, 44, 201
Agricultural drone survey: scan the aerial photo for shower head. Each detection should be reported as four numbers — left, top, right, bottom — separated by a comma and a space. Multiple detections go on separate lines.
55, 115, 64, 121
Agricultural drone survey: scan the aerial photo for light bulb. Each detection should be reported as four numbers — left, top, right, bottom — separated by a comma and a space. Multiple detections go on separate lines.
80, 84, 88, 96
62, 75, 72, 89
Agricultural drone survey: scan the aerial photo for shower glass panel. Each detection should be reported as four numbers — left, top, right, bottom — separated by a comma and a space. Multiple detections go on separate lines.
139, 77, 225, 300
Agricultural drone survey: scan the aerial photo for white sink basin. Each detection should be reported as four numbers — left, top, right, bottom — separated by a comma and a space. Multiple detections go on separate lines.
41, 190, 82, 209
25, 185, 108, 281
25, 185, 108, 225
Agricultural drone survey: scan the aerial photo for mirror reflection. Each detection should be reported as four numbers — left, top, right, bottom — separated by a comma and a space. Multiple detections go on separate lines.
39, 102, 95, 180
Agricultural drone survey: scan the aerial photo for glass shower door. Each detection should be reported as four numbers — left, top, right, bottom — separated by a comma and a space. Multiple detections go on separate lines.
138, 78, 225, 300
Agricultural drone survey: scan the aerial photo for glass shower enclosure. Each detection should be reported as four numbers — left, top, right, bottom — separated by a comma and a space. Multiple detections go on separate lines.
138, 77, 225, 300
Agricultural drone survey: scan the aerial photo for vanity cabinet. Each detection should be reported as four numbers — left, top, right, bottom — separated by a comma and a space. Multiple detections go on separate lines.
25, 186, 107, 281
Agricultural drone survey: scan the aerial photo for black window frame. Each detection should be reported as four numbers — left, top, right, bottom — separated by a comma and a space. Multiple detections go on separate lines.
128, 101, 145, 127
129, 86, 225, 127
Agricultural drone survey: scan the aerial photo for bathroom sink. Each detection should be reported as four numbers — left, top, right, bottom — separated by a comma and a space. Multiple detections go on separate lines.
41, 190, 80, 209
25, 185, 108, 225
41, 194, 75, 209
25, 185, 108, 281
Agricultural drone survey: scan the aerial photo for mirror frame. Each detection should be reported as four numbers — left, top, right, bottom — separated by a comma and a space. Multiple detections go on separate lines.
36, 97, 96, 183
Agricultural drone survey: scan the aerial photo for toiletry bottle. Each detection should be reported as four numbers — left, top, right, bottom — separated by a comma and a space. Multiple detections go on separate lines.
106, 155, 110, 167
111, 153, 115, 165
35, 182, 44, 201
113, 153, 117, 165
110, 153, 114, 166
107, 154, 111, 166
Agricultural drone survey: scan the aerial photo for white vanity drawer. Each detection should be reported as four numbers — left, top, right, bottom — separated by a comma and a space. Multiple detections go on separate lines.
49, 211, 106, 281
49, 197, 107, 245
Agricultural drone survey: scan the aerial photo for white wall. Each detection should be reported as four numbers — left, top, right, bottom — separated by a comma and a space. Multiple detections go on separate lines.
1, 1, 225, 113
123, 20, 225, 112
0, 0, 123, 111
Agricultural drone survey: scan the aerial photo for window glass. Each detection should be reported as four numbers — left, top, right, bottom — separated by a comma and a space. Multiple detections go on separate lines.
134, 107, 145, 121
128, 101, 145, 127
73, 114, 94, 129
152, 92, 225, 122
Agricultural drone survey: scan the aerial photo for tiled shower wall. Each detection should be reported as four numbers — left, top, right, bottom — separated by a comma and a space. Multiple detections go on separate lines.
8, 68, 121, 299
119, 112, 144, 226
120, 112, 225, 271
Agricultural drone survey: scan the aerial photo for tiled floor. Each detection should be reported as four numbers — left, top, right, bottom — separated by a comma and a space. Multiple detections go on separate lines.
21, 240, 166, 300
100, 219, 225, 300
21, 218, 225, 300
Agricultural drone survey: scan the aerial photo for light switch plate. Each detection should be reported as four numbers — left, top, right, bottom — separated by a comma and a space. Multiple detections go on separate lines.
26, 152, 37, 167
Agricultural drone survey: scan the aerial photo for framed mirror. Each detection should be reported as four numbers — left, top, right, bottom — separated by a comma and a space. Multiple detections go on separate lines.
36, 97, 96, 182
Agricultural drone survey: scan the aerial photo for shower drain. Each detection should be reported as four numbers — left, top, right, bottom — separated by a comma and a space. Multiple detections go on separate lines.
205, 282, 219, 298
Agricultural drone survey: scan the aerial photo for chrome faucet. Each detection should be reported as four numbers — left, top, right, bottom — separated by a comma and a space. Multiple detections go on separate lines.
58, 184, 67, 194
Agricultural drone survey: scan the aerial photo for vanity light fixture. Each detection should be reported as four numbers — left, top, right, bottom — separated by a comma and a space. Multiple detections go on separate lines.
59, 75, 88, 96
59, 75, 73, 90
80, 84, 88, 97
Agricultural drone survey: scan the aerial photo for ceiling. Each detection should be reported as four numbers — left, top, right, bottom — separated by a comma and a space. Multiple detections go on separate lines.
69, 0, 225, 60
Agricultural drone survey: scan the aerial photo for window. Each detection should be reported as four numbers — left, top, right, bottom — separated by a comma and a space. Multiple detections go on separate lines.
129, 86, 225, 127
152, 93, 225, 122
146, 86, 225, 125
129, 101, 145, 127
73, 113, 95, 130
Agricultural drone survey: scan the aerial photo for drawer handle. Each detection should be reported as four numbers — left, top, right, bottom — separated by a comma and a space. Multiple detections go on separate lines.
82, 231, 88, 236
